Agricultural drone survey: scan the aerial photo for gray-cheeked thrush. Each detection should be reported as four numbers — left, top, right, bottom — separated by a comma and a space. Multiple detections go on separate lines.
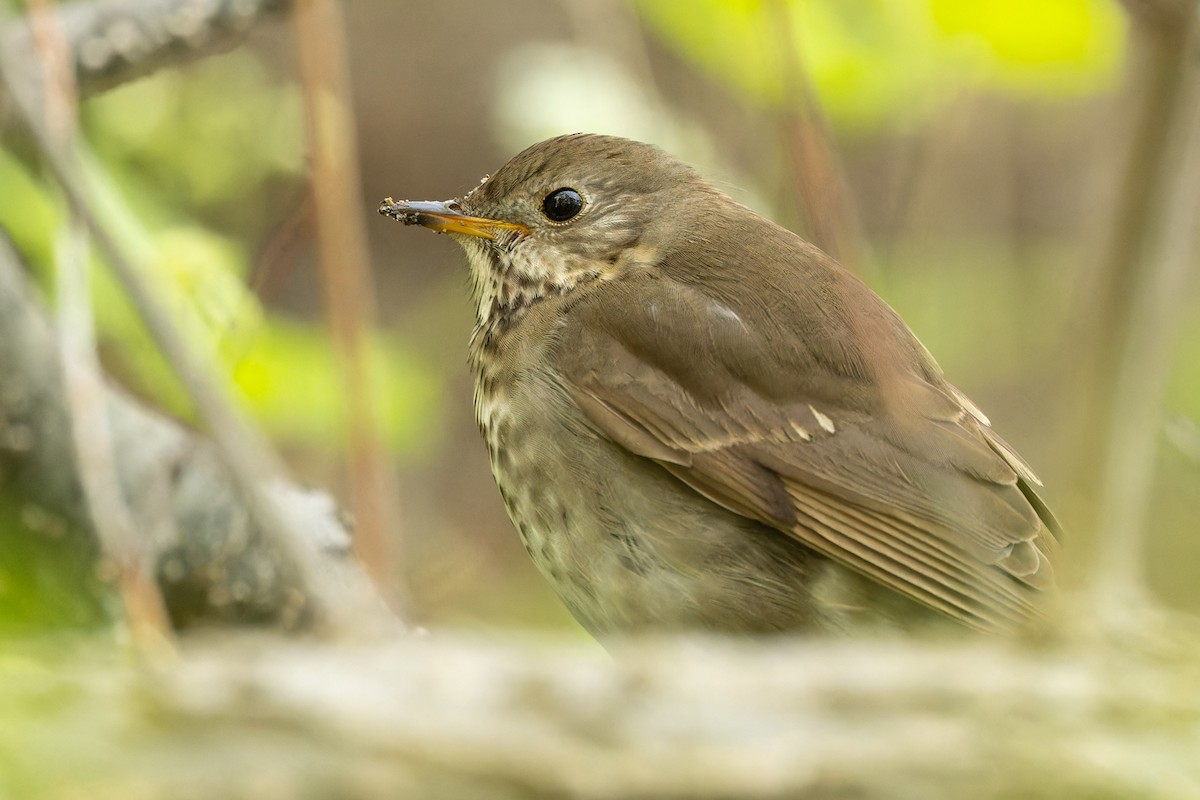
380, 133, 1059, 637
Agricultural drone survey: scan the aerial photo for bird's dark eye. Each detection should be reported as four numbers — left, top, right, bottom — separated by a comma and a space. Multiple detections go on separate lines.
542, 188, 584, 223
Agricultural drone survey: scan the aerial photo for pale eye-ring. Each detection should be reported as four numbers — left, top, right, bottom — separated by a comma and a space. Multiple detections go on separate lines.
542, 187, 584, 222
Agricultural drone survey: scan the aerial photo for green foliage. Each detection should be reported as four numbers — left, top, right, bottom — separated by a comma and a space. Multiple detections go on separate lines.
82, 50, 305, 228
634, 0, 1126, 130
0, 486, 109, 633
231, 317, 443, 454
0, 149, 58, 270
0, 49, 443, 458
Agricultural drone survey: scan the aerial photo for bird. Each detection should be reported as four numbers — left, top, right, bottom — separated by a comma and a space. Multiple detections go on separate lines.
380, 133, 1059, 637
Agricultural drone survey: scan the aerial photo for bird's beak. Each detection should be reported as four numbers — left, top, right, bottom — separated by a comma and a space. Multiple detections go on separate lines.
378, 198, 529, 240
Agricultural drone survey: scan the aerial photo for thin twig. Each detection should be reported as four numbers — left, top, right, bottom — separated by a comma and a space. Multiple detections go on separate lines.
763, 0, 869, 277
1121, 0, 1195, 30
25, 0, 174, 653
292, 0, 405, 614
1063, 7, 1194, 532
1086, 6, 1200, 618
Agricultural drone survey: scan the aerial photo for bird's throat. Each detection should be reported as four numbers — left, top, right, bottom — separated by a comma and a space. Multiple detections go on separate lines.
462, 239, 604, 342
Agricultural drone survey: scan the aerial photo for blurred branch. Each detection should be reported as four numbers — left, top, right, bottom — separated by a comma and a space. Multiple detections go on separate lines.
764, 0, 869, 277
0, 0, 290, 114
1121, 0, 1197, 30
292, 0, 404, 612
7, 631, 1200, 798
1067, 3, 1200, 613
0, 30, 397, 636
26, 0, 174, 653
0, 233, 382, 629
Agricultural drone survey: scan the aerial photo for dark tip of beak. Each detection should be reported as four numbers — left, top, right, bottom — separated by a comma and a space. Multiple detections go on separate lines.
378, 198, 459, 225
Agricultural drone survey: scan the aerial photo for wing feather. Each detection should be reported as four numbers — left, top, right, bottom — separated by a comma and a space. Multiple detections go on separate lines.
555, 261, 1058, 631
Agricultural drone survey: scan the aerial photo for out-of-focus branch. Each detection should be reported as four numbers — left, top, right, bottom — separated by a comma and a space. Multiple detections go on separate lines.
0, 0, 290, 111
7, 632, 1200, 798
26, 0, 174, 653
1066, 4, 1200, 615
764, 0, 869, 277
0, 234, 379, 629
292, 0, 404, 612
1121, 0, 1196, 30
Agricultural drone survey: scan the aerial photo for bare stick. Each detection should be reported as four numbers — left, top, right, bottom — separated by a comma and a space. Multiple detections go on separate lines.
0, 0, 290, 109
24, 0, 174, 652
292, 0, 404, 612
1089, 6, 1200, 616
764, 0, 869, 277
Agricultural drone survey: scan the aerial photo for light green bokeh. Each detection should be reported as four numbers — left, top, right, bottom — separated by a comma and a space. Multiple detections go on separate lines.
635, 0, 1126, 130
0, 49, 442, 457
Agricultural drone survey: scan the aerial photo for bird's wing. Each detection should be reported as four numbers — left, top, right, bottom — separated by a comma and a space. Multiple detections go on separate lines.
556, 270, 1058, 632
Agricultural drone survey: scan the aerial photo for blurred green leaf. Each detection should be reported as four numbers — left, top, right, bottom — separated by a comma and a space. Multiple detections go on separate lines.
634, 0, 1126, 130
930, 0, 1122, 79
83, 49, 305, 224
0, 148, 58, 273
0, 487, 109, 633
0, 43, 444, 457
230, 317, 442, 455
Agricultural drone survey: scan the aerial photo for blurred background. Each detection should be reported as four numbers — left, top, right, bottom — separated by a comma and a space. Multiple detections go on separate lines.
1, 0, 1197, 636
